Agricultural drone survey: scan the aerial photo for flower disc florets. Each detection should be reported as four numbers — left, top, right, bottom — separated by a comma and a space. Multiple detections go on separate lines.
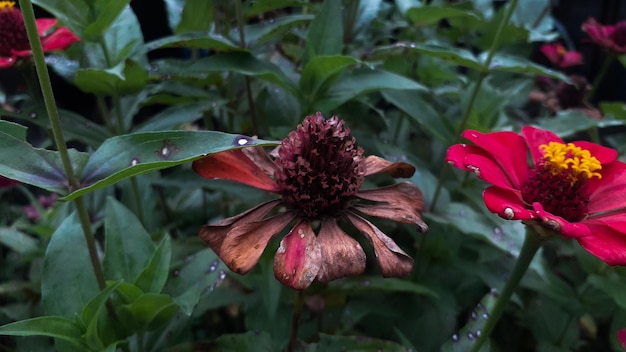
0, 1, 28, 57
274, 113, 365, 218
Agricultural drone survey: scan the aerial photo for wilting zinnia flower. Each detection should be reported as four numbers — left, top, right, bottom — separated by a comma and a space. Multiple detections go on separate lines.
193, 113, 427, 290
0, 1, 80, 68
540, 43, 583, 68
582, 18, 626, 54
446, 126, 626, 265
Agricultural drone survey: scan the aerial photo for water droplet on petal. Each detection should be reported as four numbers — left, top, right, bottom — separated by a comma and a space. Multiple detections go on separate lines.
467, 165, 480, 176
503, 207, 514, 219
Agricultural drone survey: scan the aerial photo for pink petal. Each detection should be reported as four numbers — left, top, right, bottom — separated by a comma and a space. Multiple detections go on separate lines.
561, 51, 583, 67
35, 18, 57, 36
618, 328, 626, 349
40, 27, 80, 52
521, 126, 562, 165
198, 199, 282, 255
354, 182, 427, 231
460, 129, 529, 188
587, 161, 626, 214
576, 223, 626, 265
531, 202, 590, 238
0, 56, 17, 68
192, 149, 279, 192
219, 211, 295, 274
539, 43, 563, 65
346, 212, 413, 278
572, 141, 617, 164
362, 155, 415, 178
315, 219, 366, 283
447, 144, 522, 190
483, 186, 536, 221
273, 220, 322, 290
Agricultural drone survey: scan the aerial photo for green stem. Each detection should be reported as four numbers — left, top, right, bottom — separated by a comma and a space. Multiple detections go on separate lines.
19, 0, 107, 290
287, 290, 305, 352
234, 0, 259, 135
470, 226, 543, 352
586, 55, 614, 102
429, 0, 519, 213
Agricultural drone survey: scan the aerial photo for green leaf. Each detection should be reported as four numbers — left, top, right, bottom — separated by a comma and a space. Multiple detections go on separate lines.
299, 55, 361, 103
135, 236, 172, 294
0, 120, 26, 140
307, 334, 407, 351
42, 213, 100, 318
406, 5, 479, 25
133, 101, 222, 132
0, 131, 89, 195
210, 331, 275, 351
441, 290, 496, 352
0, 317, 86, 349
601, 102, 626, 120
483, 53, 570, 81
328, 277, 437, 297
242, 14, 314, 47
248, 0, 304, 16
537, 110, 622, 138
303, 0, 343, 64
382, 90, 454, 143
84, 0, 131, 38
0, 228, 40, 255
122, 293, 178, 331
31, 0, 90, 37
175, 0, 214, 34
75, 60, 147, 95
81, 282, 121, 326
144, 33, 241, 53
316, 68, 427, 111
372, 43, 484, 71
103, 198, 155, 283
588, 274, 626, 310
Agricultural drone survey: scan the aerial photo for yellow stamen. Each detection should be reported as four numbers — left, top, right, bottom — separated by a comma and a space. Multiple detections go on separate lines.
540, 142, 602, 180
0, 1, 15, 11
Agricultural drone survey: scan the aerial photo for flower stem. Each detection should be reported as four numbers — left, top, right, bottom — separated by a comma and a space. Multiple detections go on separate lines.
234, 0, 259, 136
287, 290, 305, 352
586, 55, 614, 102
470, 226, 543, 352
18, 0, 106, 290
429, 0, 519, 213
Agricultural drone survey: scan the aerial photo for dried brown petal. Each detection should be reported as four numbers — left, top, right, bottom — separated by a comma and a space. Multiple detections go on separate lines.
316, 219, 366, 283
273, 220, 322, 290
362, 155, 415, 178
220, 212, 296, 274
355, 182, 428, 232
346, 212, 414, 278
241, 146, 278, 176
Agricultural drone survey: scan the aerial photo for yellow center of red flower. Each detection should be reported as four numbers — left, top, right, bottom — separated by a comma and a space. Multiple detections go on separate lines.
0, 1, 15, 11
520, 142, 601, 222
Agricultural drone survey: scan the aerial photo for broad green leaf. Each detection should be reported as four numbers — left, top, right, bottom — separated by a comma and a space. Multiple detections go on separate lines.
328, 277, 437, 297
382, 90, 454, 143
537, 110, 622, 137
42, 213, 100, 318
135, 236, 171, 294
0, 120, 26, 140
122, 293, 178, 331
103, 198, 155, 283
299, 56, 361, 103
372, 43, 484, 71
210, 331, 275, 351
0, 228, 40, 255
303, 0, 343, 64
62, 131, 278, 201
31, 0, 90, 37
248, 0, 304, 16
144, 33, 241, 53
316, 68, 427, 111
84, 0, 131, 38
307, 334, 407, 351
0, 131, 89, 195
81, 282, 121, 326
482, 53, 570, 81
163, 0, 185, 29
0, 317, 86, 349
133, 101, 224, 132
242, 14, 314, 47
441, 291, 496, 352
406, 5, 479, 25
588, 275, 626, 310
75, 60, 147, 95
601, 102, 626, 120
175, 0, 214, 34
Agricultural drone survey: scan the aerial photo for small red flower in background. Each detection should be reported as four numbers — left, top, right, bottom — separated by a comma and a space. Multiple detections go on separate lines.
23, 193, 58, 221
0, 1, 79, 68
618, 328, 626, 349
446, 127, 626, 265
540, 43, 583, 68
582, 18, 626, 54
0, 175, 20, 188
193, 113, 427, 290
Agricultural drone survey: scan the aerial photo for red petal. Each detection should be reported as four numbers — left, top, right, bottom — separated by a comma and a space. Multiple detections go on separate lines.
273, 220, 322, 290
587, 161, 626, 214
539, 43, 563, 65
521, 126, 562, 165
316, 219, 366, 283
192, 149, 279, 192
40, 27, 80, 52
561, 51, 583, 67
532, 202, 590, 238
35, 18, 57, 36
483, 186, 535, 220
618, 328, 626, 349
0, 56, 16, 68
346, 212, 413, 278
362, 155, 415, 178
576, 223, 626, 265
354, 182, 427, 231
572, 141, 617, 164
219, 212, 295, 274
198, 199, 282, 256
461, 129, 529, 188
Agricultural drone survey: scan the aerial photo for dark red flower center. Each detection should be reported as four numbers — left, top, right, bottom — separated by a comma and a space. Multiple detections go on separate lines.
0, 2, 28, 57
520, 142, 601, 222
610, 21, 626, 48
274, 113, 365, 218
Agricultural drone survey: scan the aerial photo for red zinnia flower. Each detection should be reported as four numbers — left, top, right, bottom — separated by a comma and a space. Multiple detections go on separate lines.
540, 43, 583, 68
582, 18, 626, 54
619, 328, 626, 349
446, 126, 626, 265
193, 113, 427, 290
0, 1, 79, 68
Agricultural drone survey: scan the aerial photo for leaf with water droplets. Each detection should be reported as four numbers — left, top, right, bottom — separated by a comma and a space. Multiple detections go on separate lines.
61, 130, 278, 201
479, 53, 570, 82
441, 290, 497, 352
